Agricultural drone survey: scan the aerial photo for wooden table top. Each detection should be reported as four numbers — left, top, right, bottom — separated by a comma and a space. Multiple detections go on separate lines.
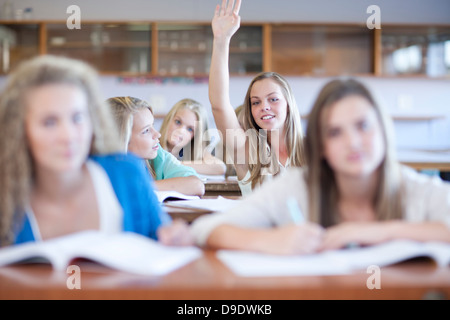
1, 250, 449, 300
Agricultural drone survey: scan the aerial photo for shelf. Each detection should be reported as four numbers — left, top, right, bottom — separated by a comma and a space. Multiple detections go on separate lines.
0, 21, 449, 77
48, 41, 151, 48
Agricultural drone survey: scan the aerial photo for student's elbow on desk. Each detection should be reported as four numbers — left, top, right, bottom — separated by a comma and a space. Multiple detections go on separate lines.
175, 175, 205, 196
191, 175, 205, 196
153, 176, 205, 197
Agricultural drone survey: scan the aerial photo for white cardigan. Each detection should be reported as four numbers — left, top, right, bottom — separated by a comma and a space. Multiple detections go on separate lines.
191, 165, 450, 246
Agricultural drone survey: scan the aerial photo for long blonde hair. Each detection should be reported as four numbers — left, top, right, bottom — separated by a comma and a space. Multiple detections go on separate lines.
304, 78, 403, 227
241, 72, 305, 188
0, 55, 121, 246
159, 98, 210, 161
106, 96, 156, 177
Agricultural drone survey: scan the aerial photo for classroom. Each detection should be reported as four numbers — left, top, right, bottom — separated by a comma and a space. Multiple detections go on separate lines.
0, 0, 450, 304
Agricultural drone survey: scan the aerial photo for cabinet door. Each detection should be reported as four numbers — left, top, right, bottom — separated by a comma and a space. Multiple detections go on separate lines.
46, 23, 152, 74
157, 24, 212, 76
271, 25, 373, 76
0, 23, 39, 74
229, 25, 263, 74
381, 26, 450, 77
157, 24, 262, 76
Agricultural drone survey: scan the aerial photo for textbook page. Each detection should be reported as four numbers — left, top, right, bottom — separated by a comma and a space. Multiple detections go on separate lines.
0, 231, 100, 271
155, 190, 200, 203
198, 173, 226, 181
217, 240, 450, 277
70, 232, 202, 275
164, 196, 241, 213
0, 231, 202, 275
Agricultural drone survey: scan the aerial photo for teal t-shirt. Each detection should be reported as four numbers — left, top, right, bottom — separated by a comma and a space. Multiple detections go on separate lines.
149, 145, 199, 180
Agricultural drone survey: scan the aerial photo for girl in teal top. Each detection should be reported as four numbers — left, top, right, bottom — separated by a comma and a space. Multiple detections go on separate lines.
107, 97, 205, 197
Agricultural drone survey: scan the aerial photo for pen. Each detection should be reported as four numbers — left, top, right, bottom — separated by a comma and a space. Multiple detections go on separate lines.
287, 197, 304, 224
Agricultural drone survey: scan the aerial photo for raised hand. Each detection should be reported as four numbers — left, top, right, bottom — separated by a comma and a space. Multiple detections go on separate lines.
212, 0, 242, 40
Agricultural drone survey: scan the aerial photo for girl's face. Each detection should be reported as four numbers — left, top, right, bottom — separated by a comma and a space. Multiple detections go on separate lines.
128, 108, 161, 160
321, 95, 385, 179
165, 108, 197, 150
250, 78, 288, 131
25, 84, 93, 174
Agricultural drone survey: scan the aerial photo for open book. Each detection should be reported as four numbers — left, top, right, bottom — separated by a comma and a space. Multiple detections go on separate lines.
217, 240, 450, 277
0, 231, 202, 276
155, 190, 200, 203
164, 196, 240, 213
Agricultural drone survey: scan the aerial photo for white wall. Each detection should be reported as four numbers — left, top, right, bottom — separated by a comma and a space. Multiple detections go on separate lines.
1, 0, 450, 24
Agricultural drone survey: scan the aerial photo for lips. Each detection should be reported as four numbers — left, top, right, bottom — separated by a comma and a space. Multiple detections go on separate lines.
347, 152, 363, 161
261, 114, 275, 120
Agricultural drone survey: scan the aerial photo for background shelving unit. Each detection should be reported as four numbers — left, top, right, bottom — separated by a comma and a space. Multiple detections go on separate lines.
0, 20, 449, 78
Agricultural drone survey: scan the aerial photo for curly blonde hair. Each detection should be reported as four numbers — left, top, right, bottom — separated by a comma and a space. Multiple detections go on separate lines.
0, 55, 121, 246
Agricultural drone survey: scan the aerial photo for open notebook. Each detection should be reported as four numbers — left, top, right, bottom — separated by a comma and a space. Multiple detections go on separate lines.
217, 240, 450, 277
0, 231, 202, 276
164, 196, 241, 213
155, 190, 200, 203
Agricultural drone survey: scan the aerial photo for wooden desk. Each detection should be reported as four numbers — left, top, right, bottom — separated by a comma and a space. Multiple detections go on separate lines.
0, 250, 449, 300
164, 196, 240, 223
0, 251, 450, 300
204, 178, 241, 197
398, 149, 450, 171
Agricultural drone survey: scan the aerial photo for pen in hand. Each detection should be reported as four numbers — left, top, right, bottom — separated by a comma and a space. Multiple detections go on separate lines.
287, 197, 304, 225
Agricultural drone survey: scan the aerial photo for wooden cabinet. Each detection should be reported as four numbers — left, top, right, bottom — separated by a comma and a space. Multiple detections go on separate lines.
46, 22, 153, 74
380, 25, 450, 77
0, 20, 448, 78
155, 23, 262, 76
156, 24, 211, 76
0, 22, 40, 73
269, 24, 374, 76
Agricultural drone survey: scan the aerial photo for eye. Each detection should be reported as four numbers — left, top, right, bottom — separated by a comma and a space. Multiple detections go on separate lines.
356, 120, 369, 131
326, 127, 341, 138
72, 112, 85, 124
187, 127, 194, 134
251, 100, 260, 106
175, 119, 181, 125
42, 116, 57, 127
269, 97, 279, 103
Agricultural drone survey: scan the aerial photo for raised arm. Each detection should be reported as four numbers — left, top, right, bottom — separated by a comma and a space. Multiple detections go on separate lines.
209, 0, 247, 161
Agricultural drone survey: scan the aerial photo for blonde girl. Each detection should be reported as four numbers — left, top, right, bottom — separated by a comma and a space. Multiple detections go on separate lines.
159, 98, 226, 175
209, 0, 305, 196
107, 96, 205, 197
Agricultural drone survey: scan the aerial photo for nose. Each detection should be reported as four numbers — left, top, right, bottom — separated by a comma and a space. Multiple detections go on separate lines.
152, 128, 161, 139
59, 120, 77, 143
345, 129, 361, 148
262, 101, 271, 111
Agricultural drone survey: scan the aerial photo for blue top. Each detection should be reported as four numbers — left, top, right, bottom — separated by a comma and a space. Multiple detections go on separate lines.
14, 153, 171, 244
149, 145, 199, 180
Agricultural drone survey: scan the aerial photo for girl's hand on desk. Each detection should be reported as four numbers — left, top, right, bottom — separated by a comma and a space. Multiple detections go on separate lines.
318, 222, 391, 251
269, 223, 324, 255
157, 219, 194, 246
